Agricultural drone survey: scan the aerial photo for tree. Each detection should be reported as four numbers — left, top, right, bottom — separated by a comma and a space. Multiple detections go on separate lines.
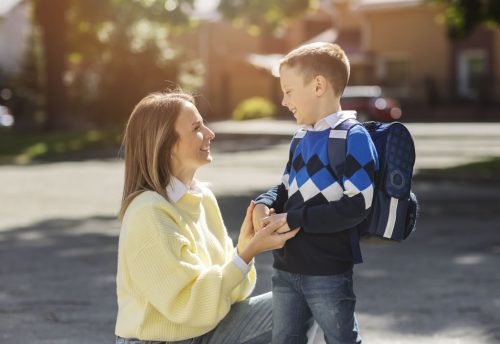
34, 0, 70, 130
217, 0, 312, 35
32, 0, 196, 130
431, 0, 500, 39
66, 0, 197, 125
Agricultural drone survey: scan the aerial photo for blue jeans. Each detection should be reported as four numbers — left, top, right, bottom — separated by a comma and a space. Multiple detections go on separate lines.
272, 269, 362, 344
116, 292, 272, 344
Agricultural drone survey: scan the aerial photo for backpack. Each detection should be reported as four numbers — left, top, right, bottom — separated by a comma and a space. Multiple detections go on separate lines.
330, 119, 418, 242
289, 119, 418, 243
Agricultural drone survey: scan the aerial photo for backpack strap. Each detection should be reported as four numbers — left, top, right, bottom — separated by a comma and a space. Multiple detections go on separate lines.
327, 118, 364, 264
327, 118, 360, 179
290, 128, 306, 152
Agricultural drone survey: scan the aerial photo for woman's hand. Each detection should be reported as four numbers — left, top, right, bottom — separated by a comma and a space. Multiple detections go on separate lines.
237, 201, 300, 264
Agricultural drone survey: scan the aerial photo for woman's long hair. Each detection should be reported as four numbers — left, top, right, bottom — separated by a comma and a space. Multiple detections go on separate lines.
118, 91, 194, 220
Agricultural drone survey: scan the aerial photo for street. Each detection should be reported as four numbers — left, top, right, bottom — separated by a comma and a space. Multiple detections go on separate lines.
1, 122, 500, 343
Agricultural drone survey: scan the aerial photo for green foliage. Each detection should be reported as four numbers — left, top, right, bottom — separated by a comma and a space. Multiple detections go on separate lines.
27, 0, 201, 129
419, 157, 500, 181
430, 0, 500, 39
64, 0, 199, 125
232, 97, 277, 121
0, 128, 121, 164
217, 0, 312, 34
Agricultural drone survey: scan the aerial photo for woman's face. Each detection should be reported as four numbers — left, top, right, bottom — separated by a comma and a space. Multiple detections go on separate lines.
171, 101, 215, 174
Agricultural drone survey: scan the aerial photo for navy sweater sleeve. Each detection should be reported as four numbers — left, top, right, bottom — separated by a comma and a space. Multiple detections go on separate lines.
287, 125, 378, 233
254, 184, 287, 213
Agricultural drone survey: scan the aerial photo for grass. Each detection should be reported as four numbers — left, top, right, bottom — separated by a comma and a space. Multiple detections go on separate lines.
418, 157, 500, 181
0, 129, 122, 164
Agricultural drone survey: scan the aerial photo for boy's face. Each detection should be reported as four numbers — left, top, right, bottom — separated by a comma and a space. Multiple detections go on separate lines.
279, 64, 318, 126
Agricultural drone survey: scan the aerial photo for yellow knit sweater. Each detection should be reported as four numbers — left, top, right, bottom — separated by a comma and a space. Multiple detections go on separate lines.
115, 187, 257, 341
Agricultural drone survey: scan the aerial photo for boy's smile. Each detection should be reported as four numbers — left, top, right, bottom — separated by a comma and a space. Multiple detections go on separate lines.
279, 65, 319, 126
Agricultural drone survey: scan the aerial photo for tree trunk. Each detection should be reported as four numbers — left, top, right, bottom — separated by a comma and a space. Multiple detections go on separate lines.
36, 0, 69, 130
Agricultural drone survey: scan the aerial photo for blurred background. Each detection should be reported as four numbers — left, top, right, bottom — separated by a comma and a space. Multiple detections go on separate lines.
0, 0, 499, 343
0, 0, 499, 134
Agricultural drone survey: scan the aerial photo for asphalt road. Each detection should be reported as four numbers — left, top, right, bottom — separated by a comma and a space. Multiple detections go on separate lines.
1, 122, 500, 343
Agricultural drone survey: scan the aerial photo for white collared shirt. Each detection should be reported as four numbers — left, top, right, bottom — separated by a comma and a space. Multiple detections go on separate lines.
166, 176, 204, 203
166, 177, 253, 274
305, 110, 357, 131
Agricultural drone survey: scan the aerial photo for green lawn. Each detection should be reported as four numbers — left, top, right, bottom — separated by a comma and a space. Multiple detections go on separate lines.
0, 129, 122, 164
418, 157, 500, 181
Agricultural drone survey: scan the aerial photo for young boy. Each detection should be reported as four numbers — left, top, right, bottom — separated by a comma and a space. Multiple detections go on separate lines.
253, 42, 378, 343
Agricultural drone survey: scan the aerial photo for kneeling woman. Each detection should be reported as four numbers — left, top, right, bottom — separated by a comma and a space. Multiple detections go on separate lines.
115, 91, 299, 344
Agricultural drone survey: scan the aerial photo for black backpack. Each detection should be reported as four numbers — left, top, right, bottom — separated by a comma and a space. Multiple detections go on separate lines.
288, 119, 418, 242
329, 119, 418, 242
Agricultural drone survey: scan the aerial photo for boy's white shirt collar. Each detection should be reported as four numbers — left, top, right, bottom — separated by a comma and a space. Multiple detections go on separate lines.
166, 176, 202, 203
305, 110, 357, 131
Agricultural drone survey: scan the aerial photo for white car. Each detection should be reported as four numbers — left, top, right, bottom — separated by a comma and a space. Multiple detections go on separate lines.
0, 105, 14, 128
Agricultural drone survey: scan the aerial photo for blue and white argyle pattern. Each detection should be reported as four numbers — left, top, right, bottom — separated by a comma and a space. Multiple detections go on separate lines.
283, 126, 376, 209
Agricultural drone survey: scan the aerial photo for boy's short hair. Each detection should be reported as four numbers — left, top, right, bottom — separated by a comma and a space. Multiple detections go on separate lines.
279, 42, 350, 97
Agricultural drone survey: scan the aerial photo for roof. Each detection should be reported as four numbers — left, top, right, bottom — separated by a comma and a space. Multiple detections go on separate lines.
354, 0, 421, 10
246, 53, 283, 77
342, 85, 382, 97
286, 25, 364, 56
0, 0, 23, 18
304, 28, 339, 45
245, 25, 369, 77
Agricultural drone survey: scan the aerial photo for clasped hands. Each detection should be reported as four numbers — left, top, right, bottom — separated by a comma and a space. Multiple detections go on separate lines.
237, 201, 300, 264
251, 203, 295, 234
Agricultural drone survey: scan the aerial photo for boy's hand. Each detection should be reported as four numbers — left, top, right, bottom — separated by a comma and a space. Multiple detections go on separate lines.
252, 203, 270, 232
262, 213, 296, 234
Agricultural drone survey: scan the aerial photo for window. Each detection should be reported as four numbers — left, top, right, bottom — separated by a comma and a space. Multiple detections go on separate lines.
457, 49, 488, 99
377, 55, 412, 97
384, 58, 411, 88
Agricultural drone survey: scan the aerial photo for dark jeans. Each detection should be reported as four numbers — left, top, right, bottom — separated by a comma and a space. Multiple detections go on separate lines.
272, 269, 362, 344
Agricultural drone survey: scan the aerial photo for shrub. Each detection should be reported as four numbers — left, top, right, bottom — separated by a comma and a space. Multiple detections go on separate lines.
232, 97, 277, 121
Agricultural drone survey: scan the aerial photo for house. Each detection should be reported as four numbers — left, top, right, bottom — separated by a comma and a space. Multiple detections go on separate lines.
347, 0, 499, 107
183, 0, 499, 120
0, 0, 30, 78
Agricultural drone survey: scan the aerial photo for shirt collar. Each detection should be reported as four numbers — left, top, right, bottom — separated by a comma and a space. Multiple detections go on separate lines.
166, 177, 202, 203
305, 110, 357, 131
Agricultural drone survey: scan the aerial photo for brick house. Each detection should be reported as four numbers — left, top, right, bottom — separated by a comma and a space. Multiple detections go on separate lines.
184, 0, 500, 120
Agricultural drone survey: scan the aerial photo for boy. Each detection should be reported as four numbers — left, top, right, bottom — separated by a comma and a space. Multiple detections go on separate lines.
253, 42, 378, 343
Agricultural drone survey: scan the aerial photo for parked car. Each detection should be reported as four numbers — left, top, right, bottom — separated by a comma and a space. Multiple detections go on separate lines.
341, 85, 402, 122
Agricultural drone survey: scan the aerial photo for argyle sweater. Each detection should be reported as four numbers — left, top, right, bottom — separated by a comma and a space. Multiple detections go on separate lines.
256, 118, 378, 275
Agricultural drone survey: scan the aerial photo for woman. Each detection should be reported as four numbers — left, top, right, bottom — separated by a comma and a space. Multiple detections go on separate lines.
115, 91, 299, 344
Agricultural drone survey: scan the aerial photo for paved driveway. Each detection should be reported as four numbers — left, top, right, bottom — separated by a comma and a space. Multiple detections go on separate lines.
1, 124, 500, 343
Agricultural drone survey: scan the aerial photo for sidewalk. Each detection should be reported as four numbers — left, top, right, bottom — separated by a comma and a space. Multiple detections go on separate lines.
210, 118, 500, 174
0, 119, 499, 343
209, 118, 500, 138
